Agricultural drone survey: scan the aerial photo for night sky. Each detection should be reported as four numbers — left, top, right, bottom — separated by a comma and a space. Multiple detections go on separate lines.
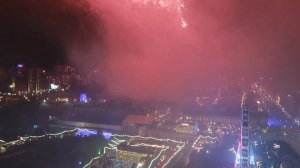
0, 0, 300, 100
0, 0, 100, 67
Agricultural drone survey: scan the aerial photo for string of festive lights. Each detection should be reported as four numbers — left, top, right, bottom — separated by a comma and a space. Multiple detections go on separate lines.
149, 146, 170, 168
2, 128, 99, 151
113, 136, 125, 142
114, 134, 185, 168
83, 134, 185, 168
81, 145, 119, 168
192, 135, 218, 151
113, 134, 185, 144
82, 153, 105, 168
161, 143, 185, 168
108, 143, 117, 147
2, 129, 186, 168
131, 143, 166, 148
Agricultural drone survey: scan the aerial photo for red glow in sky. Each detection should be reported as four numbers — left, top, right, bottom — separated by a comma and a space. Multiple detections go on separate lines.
67, 0, 299, 101
0, 0, 299, 101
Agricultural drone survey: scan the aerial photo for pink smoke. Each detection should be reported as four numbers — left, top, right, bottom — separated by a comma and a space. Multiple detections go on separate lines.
68, 0, 300, 101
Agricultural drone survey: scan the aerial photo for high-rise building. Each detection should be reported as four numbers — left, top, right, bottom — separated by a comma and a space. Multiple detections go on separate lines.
10, 76, 16, 92
35, 68, 40, 94
28, 68, 33, 93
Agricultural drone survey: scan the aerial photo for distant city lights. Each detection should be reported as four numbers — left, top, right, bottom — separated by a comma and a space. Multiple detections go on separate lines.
80, 93, 88, 103
50, 83, 59, 90
102, 131, 112, 140
17, 64, 24, 68
75, 129, 97, 137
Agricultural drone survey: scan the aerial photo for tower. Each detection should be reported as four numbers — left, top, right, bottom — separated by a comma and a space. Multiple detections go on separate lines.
240, 105, 250, 168
10, 76, 16, 92
28, 68, 33, 93
236, 92, 255, 168
36, 68, 40, 94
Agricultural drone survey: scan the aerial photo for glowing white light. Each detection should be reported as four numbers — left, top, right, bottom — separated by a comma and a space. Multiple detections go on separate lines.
250, 155, 255, 165
273, 143, 280, 149
181, 18, 187, 28
17, 64, 24, 68
137, 163, 144, 168
236, 154, 240, 164
50, 83, 59, 90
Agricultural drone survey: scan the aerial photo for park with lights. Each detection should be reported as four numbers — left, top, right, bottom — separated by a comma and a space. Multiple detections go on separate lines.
0, 124, 229, 168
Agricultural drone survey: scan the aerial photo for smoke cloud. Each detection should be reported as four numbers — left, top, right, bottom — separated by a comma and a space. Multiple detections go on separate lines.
80, 0, 300, 101
1, 0, 300, 101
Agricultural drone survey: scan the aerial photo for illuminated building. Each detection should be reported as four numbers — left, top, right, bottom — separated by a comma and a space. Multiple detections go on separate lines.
35, 68, 40, 94
10, 76, 15, 92
28, 68, 33, 93
8, 66, 47, 94
175, 123, 198, 134
122, 115, 155, 134
6, 65, 28, 93
51, 65, 81, 89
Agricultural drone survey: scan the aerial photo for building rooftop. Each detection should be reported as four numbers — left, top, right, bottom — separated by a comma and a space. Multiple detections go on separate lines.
123, 115, 155, 125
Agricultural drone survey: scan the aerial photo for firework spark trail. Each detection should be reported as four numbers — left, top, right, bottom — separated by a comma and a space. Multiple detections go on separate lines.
91, 0, 188, 28
115, 0, 188, 28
